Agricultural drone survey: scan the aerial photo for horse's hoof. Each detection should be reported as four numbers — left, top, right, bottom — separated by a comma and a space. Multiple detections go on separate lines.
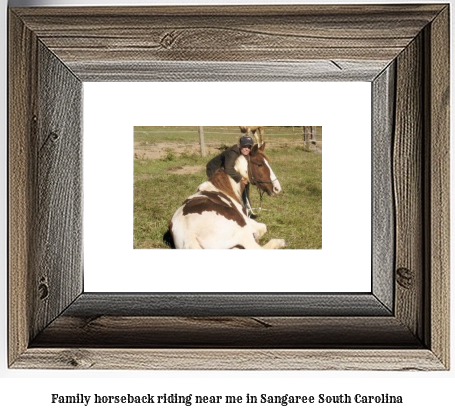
277, 239, 286, 248
269, 239, 286, 249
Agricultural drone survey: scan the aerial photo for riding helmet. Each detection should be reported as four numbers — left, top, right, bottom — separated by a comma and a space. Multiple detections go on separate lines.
239, 135, 254, 147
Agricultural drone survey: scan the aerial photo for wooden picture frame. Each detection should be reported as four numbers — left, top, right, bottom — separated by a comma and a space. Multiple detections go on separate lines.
8, 4, 450, 370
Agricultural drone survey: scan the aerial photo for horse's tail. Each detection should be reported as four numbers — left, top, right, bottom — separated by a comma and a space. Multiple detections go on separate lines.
163, 222, 175, 249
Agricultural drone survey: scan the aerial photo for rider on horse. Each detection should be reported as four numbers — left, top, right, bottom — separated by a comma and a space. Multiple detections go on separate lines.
206, 135, 254, 214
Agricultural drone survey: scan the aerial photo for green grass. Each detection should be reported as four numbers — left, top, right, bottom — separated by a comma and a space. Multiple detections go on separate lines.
256, 147, 322, 249
134, 145, 322, 249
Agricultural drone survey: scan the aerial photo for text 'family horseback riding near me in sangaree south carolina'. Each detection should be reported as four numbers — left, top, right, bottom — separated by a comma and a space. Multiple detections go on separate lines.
50, 392, 403, 407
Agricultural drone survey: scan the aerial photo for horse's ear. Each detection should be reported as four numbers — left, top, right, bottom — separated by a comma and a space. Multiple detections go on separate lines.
259, 142, 266, 151
251, 143, 259, 154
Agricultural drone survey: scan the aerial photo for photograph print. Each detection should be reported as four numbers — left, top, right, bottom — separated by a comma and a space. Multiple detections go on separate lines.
133, 126, 322, 250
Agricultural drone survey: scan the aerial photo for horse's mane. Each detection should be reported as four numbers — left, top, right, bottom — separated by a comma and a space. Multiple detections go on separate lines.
209, 169, 243, 204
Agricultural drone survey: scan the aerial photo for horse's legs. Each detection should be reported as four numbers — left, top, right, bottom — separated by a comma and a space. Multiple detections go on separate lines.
261, 239, 286, 249
248, 219, 267, 240
239, 234, 285, 249
258, 127, 264, 146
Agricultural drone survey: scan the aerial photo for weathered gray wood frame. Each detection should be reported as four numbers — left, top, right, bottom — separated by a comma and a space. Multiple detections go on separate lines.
8, 5, 449, 370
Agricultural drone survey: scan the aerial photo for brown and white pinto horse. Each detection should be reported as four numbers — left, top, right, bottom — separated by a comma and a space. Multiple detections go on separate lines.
169, 143, 284, 249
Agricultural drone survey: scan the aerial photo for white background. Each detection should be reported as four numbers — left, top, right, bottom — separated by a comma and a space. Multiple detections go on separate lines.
84, 82, 371, 292
1, 0, 454, 414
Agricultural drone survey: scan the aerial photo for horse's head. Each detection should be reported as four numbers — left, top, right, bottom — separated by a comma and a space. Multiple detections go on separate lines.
248, 143, 281, 196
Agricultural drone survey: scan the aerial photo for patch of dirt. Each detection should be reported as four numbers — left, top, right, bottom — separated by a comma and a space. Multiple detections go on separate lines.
134, 142, 322, 161
134, 143, 220, 161
168, 165, 205, 175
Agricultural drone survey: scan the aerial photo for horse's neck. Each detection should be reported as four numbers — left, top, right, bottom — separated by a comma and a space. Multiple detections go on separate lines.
234, 155, 248, 180
227, 175, 243, 202
199, 156, 247, 203
232, 155, 249, 198
204, 169, 243, 204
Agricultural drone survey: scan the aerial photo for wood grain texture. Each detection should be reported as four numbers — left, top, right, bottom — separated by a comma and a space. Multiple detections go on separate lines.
9, 10, 84, 365
11, 5, 445, 81
13, 349, 445, 371
372, 63, 395, 312
8, 4, 450, 370
31, 316, 421, 349
59, 293, 392, 317
393, 34, 425, 340
8, 11, 38, 366
424, 6, 450, 369
70, 60, 388, 82
32, 42, 83, 338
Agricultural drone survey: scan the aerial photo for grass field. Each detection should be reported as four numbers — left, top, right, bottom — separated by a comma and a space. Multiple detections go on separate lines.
134, 127, 322, 249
